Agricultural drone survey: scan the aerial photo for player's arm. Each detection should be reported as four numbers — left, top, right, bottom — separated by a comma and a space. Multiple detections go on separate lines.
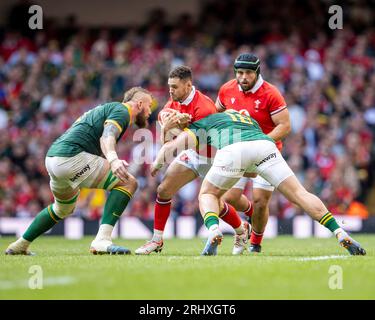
100, 122, 129, 181
215, 88, 226, 112
268, 108, 291, 142
215, 97, 226, 112
151, 129, 197, 177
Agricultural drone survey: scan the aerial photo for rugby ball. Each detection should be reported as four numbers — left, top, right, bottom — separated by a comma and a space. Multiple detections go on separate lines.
158, 108, 177, 125
158, 108, 184, 142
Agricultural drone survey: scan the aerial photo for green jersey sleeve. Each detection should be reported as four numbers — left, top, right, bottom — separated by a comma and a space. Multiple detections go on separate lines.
104, 103, 132, 136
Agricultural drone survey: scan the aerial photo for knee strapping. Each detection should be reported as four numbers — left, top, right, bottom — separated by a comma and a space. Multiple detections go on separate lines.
53, 193, 79, 219
52, 202, 76, 219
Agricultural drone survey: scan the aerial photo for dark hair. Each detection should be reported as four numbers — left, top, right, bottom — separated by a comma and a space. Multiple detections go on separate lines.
168, 65, 192, 81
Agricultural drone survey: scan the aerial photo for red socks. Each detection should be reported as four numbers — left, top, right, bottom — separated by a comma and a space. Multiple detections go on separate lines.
154, 198, 246, 234
219, 202, 242, 229
243, 201, 253, 219
250, 230, 263, 245
245, 201, 263, 245
153, 197, 172, 231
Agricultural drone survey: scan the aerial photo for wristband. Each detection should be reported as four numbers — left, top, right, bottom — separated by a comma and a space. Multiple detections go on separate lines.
107, 151, 118, 164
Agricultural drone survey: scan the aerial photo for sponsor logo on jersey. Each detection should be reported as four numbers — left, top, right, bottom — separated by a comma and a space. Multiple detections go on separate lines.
231, 98, 236, 104
70, 164, 90, 182
238, 109, 250, 116
255, 152, 276, 167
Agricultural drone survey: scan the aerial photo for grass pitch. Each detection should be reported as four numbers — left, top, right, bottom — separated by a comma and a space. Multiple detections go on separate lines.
1, 235, 374, 300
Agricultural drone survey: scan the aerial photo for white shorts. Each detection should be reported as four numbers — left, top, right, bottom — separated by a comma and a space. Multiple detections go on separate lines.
205, 140, 294, 190
173, 149, 213, 178
232, 175, 275, 191
45, 152, 119, 194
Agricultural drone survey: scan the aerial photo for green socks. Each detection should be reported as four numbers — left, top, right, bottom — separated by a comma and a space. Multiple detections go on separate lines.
23, 205, 61, 242
22, 187, 132, 242
101, 187, 133, 226
319, 212, 341, 232
204, 212, 219, 230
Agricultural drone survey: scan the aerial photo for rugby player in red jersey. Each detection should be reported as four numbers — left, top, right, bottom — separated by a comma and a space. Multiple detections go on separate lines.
135, 66, 250, 255
216, 53, 291, 252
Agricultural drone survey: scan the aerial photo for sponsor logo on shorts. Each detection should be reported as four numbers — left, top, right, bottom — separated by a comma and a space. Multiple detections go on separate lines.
255, 152, 276, 167
70, 164, 90, 182
217, 166, 245, 173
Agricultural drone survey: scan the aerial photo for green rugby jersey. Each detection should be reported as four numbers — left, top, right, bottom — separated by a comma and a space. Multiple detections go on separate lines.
47, 102, 132, 157
187, 110, 274, 150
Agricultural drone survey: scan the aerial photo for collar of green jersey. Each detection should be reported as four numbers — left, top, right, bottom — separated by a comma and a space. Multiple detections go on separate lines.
122, 103, 132, 126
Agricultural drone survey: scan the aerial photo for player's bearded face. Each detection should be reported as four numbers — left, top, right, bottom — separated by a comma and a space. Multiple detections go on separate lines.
135, 112, 148, 128
135, 99, 152, 128
236, 69, 257, 92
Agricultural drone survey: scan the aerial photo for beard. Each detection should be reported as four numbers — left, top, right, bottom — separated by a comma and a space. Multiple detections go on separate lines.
170, 94, 182, 102
135, 113, 148, 128
238, 78, 257, 92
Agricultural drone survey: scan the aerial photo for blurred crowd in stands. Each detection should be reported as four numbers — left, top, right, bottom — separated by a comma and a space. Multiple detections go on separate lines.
0, 0, 374, 220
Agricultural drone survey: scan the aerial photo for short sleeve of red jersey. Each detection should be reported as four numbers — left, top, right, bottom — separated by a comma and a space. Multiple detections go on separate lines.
268, 86, 287, 116
193, 95, 217, 122
217, 86, 227, 110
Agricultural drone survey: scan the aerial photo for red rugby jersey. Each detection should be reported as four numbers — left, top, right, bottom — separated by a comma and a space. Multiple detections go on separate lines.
217, 76, 287, 150
163, 86, 217, 122
162, 86, 217, 157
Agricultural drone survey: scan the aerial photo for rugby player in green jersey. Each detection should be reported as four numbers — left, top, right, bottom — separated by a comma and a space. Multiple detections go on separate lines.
151, 110, 366, 256
5, 87, 153, 255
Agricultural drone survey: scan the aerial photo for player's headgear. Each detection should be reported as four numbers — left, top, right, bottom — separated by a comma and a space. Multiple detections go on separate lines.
233, 53, 260, 77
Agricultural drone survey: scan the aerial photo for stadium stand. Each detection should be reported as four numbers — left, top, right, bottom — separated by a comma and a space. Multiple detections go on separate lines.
0, 0, 374, 224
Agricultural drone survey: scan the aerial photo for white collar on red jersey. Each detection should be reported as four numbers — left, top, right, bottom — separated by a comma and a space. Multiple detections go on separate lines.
238, 75, 264, 94
181, 86, 196, 105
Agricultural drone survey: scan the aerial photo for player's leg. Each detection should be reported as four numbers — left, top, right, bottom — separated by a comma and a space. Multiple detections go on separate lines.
170, 152, 247, 241
222, 182, 252, 215
258, 149, 366, 256
135, 153, 198, 254
276, 175, 365, 255
221, 179, 252, 255
176, 151, 249, 254
199, 145, 245, 255
154, 163, 196, 236
176, 151, 247, 238
83, 154, 137, 254
5, 156, 80, 255
199, 180, 227, 256
218, 201, 250, 255
5, 189, 80, 255
249, 178, 274, 253
135, 148, 245, 254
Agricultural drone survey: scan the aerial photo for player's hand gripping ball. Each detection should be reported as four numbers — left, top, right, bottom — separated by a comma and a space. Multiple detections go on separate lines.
158, 108, 191, 142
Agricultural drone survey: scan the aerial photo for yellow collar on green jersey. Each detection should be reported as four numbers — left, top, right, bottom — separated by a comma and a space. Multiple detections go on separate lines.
122, 103, 132, 126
